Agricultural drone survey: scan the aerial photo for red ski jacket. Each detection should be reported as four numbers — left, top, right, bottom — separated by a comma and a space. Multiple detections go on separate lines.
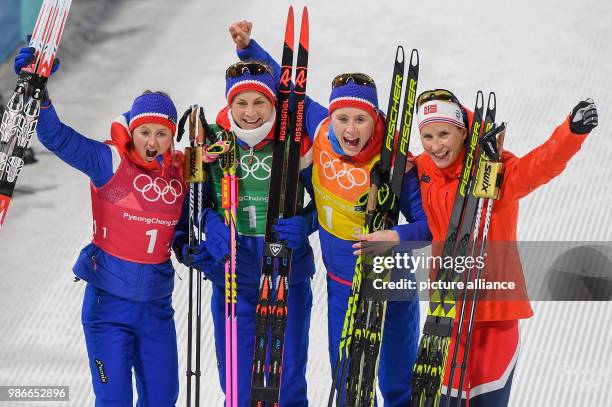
414, 116, 589, 321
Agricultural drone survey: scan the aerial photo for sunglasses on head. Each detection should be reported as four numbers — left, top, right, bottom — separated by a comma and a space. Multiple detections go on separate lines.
331, 72, 376, 89
416, 89, 461, 108
225, 61, 273, 78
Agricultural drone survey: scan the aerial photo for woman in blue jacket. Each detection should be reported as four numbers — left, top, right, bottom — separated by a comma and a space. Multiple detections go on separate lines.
15, 48, 185, 406
228, 21, 431, 406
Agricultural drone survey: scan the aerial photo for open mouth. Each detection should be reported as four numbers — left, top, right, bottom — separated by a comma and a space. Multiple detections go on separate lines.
146, 149, 158, 158
242, 117, 261, 126
343, 136, 360, 148
432, 151, 449, 161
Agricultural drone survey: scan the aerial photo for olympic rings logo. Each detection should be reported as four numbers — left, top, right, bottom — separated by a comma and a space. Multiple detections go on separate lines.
236, 154, 272, 181
133, 174, 183, 204
319, 151, 368, 190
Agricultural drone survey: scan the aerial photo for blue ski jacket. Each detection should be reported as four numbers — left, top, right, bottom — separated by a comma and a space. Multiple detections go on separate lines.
36, 103, 176, 301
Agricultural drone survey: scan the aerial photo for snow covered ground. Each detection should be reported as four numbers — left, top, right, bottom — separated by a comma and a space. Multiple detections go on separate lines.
0, 0, 611, 405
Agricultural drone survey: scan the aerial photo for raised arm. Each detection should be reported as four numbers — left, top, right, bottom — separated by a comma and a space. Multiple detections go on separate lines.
228, 20, 329, 140
501, 99, 597, 201
37, 103, 115, 188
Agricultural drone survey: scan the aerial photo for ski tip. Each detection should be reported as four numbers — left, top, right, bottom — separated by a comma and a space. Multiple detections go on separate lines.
396, 45, 405, 64
285, 6, 295, 46
487, 91, 496, 111
287, 5, 294, 22
476, 90, 484, 108
300, 7, 309, 49
410, 48, 419, 67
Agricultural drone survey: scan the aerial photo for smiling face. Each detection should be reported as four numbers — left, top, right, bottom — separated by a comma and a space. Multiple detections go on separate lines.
419, 122, 467, 168
230, 90, 274, 130
330, 107, 375, 156
132, 123, 173, 162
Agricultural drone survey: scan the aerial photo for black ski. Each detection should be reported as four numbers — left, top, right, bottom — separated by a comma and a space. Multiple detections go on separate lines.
329, 46, 420, 407
250, 6, 309, 406
410, 91, 496, 407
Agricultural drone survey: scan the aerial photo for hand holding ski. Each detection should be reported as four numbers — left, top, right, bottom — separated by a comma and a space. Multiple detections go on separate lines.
0, 0, 72, 229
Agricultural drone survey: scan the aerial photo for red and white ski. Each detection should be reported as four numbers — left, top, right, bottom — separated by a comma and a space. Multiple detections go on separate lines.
0, 0, 72, 229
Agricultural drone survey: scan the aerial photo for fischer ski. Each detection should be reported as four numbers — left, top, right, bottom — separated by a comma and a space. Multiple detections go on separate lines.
329, 46, 420, 407
410, 91, 497, 407
250, 6, 309, 407
0, 0, 72, 228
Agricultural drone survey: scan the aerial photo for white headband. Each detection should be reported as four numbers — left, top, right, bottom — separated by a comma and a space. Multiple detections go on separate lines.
417, 100, 466, 130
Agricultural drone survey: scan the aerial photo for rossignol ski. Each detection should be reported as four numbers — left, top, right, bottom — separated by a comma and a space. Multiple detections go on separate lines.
328, 46, 420, 407
410, 91, 496, 407
0, 0, 72, 228
250, 6, 309, 407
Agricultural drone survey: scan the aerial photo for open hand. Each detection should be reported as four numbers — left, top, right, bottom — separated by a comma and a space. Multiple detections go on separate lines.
352, 229, 400, 256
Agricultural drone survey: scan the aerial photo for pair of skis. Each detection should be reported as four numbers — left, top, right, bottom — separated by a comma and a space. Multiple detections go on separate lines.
328, 46, 420, 407
410, 92, 505, 407
250, 6, 309, 407
178, 106, 231, 407
0, 0, 72, 228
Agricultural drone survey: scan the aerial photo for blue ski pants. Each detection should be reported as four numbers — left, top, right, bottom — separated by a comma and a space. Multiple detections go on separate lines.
81, 284, 179, 406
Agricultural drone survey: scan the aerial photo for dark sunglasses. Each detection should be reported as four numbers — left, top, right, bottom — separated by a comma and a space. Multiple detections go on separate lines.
225, 61, 273, 78
416, 89, 461, 108
331, 72, 376, 89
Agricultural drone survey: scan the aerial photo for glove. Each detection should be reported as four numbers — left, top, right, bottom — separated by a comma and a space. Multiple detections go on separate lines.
181, 241, 214, 270
14, 39, 60, 75
570, 98, 598, 134
273, 215, 310, 250
204, 208, 231, 262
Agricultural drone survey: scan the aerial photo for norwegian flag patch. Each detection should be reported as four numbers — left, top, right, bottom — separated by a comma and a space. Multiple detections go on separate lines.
424, 105, 437, 115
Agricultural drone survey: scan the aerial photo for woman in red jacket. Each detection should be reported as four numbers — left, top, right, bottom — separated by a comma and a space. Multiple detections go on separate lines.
413, 89, 598, 406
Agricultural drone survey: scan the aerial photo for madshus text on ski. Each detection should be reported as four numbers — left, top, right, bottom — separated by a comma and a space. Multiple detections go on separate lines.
3, 1, 600, 406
